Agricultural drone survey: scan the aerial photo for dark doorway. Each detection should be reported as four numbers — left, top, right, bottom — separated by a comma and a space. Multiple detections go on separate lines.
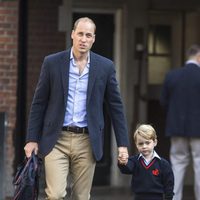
147, 99, 170, 160
146, 22, 172, 161
73, 13, 114, 185
14, 0, 27, 172
0, 112, 6, 199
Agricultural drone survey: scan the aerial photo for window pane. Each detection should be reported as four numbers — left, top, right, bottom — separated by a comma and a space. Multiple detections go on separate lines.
148, 26, 154, 54
155, 25, 171, 54
148, 56, 171, 84
148, 25, 171, 55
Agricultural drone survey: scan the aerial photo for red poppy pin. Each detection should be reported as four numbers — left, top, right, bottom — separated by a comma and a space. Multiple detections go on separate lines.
152, 169, 159, 176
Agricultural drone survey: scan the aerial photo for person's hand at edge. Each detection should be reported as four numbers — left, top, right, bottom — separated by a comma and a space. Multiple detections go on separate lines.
118, 146, 128, 165
24, 142, 38, 158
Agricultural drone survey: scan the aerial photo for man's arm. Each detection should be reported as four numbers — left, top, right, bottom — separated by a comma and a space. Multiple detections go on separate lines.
105, 65, 129, 147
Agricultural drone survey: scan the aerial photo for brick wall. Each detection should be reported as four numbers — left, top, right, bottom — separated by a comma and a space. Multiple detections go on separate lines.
27, 0, 66, 113
0, 0, 66, 197
26, 0, 66, 193
0, 0, 19, 197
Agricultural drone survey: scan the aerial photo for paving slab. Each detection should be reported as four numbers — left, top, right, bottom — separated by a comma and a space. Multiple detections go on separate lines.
38, 185, 195, 200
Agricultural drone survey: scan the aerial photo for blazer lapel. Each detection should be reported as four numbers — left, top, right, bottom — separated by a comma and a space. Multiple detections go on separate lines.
60, 50, 70, 106
87, 52, 98, 104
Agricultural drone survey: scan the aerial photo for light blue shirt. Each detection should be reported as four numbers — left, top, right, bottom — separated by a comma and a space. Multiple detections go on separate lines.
63, 49, 90, 127
138, 150, 161, 165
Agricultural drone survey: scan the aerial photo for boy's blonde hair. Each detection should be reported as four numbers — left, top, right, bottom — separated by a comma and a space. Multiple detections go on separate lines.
133, 124, 157, 143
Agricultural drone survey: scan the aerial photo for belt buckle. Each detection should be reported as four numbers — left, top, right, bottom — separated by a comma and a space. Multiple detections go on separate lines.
65, 126, 87, 133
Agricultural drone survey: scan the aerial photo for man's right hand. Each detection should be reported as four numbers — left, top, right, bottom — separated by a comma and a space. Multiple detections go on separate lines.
24, 142, 38, 158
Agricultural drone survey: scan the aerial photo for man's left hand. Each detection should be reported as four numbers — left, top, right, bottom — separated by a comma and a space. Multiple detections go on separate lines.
118, 147, 129, 165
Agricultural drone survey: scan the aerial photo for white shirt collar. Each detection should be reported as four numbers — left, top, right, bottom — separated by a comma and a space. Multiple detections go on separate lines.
186, 60, 200, 67
138, 150, 161, 161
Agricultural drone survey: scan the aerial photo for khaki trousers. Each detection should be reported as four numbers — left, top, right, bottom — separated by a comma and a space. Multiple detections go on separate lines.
44, 131, 96, 200
170, 137, 200, 200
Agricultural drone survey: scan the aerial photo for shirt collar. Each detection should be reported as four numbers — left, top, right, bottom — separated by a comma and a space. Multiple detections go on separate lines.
70, 48, 90, 68
186, 60, 200, 67
138, 150, 161, 160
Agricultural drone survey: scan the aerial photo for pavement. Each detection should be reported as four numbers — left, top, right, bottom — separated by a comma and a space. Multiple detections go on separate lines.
38, 185, 195, 200
90, 186, 132, 200
38, 186, 133, 200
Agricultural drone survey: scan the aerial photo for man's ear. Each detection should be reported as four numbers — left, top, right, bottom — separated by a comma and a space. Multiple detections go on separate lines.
197, 54, 200, 64
71, 30, 74, 39
154, 139, 158, 147
93, 34, 96, 43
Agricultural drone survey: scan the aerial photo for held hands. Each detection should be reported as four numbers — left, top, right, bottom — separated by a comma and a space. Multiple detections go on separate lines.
24, 142, 38, 158
118, 146, 129, 165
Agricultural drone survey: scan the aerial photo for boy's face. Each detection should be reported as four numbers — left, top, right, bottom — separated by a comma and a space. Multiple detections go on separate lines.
135, 134, 157, 158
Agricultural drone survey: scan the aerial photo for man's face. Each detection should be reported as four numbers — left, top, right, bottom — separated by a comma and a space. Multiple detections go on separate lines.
71, 20, 95, 54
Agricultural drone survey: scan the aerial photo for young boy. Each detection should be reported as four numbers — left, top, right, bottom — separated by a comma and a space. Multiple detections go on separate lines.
118, 124, 174, 200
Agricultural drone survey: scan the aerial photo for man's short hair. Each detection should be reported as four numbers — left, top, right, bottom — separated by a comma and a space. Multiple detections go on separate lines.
73, 17, 96, 33
186, 44, 200, 58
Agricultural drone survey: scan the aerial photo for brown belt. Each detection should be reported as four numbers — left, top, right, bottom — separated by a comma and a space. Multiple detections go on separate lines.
62, 126, 88, 134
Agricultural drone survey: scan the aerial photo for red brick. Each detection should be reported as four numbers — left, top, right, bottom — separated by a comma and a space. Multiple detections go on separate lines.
0, 37, 12, 43
0, 1, 19, 197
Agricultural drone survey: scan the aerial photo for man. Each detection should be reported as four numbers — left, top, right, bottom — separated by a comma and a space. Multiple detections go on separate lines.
24, 17, 129, 200
160, 44, 200, 200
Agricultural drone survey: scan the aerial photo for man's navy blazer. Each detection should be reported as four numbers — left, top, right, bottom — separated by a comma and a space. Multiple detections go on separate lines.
160, 63, 200, 137
26, 49, 129, 161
